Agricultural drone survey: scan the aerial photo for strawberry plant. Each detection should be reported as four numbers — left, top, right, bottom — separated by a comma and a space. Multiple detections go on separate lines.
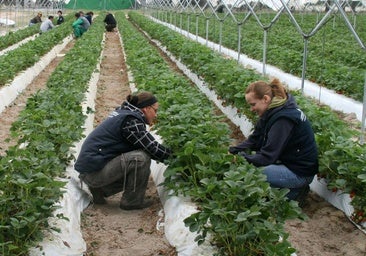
0, 25, 40, 51
0, 15, 105, 255
0, 16, 73, 87
119, 12, 305, 255
129, 11, 366, 230
154, 11, 366, 102
0, 13, 74, 52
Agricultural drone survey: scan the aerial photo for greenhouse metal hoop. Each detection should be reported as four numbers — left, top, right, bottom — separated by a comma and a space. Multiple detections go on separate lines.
147, 0, 366, 142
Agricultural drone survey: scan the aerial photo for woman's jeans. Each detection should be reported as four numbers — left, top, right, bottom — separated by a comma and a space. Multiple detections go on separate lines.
263, 164, 314, 200
79, 150, 151, 205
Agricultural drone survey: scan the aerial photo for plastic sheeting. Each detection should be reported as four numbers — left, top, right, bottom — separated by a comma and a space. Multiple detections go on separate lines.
0, 18, 15, 26
65, 0, 135, 10
29, 33, 102, 256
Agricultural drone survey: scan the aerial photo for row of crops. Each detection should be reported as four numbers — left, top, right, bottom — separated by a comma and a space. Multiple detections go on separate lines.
117, 12, 304, 255
0, 12, 76, 54
0, 15, 105, 255
0, 13, 75, 87
127, 11, 366, 225
149, 10, 366, 103
128, 9, 366, 226
0, 9, 365, 255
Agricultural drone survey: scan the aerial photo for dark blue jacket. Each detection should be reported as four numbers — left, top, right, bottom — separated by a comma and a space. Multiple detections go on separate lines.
229, 94, 318, 177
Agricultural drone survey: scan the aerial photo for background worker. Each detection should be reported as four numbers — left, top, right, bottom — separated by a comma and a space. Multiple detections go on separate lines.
29, 12, 42, 26
104, 12, 117, 32
39, 15, 55, 33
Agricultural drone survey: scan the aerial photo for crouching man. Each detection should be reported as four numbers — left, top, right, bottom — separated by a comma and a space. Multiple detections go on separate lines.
75, 91, 172, 210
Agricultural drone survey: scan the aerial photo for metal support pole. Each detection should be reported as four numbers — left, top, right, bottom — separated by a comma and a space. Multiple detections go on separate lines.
205, 18, 209, 46
301, 38, 309, 93
361, 71, 366, 144
219, 20, 222, 53
195, 14, 198, 41
262, 29, 268, 76
237, 24, 241, 63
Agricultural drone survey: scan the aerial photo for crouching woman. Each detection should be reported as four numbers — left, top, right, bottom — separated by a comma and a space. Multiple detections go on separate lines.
229, 79, 318, 205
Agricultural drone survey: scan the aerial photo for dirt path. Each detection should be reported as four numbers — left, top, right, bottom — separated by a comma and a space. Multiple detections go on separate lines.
286, 192, 365, 255
0, 22, 364, 256
79, 31, 176, 256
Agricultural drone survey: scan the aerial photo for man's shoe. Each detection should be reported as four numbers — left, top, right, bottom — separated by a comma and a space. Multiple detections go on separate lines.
119, 198, 154, 210
295, 185, 310, 208
89, 187, 107, 204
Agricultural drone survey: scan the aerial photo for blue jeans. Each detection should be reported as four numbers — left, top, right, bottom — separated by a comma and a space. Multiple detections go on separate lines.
262, 164, 314, 200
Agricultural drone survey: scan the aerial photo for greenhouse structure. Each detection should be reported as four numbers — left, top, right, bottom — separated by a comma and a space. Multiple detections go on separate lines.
0, 0, 365, 255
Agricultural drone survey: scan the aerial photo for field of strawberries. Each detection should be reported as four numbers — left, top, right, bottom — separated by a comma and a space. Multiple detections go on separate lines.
0, 7, 365, 256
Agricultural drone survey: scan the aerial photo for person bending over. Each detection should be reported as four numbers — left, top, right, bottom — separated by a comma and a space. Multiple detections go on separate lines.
72, 12, 90, 38
104, 12, 117, 32
229, 78, 318, 206
56, 10, 64, 25
85, 11, 94, 25
29, 12, 42, 26
40, 16, 55, 33
75, 91, 172, 210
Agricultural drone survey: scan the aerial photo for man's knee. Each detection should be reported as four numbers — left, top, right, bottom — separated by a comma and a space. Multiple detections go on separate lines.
123, 150, 151, 170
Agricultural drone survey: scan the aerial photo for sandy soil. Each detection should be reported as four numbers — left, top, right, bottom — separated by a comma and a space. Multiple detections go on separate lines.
0, 23, 365, 256
79, 31, 176, 256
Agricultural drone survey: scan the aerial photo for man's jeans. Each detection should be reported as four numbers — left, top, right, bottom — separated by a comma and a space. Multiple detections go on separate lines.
79, 150, 151, 205
263, 164, 314, 200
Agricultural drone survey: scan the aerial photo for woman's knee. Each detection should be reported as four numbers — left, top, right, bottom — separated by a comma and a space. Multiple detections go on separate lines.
262, 164, 293, 188
262, 165, 280, 183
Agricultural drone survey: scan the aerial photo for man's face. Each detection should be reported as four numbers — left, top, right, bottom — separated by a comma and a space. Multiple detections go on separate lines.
142, 103, 159, 125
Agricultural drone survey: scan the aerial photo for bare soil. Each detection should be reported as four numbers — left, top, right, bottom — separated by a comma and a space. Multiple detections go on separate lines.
0, 25, 365, 256
80, 31, 176, 256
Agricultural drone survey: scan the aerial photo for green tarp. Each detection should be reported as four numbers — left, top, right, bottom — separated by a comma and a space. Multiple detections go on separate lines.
65, 0, 135, 10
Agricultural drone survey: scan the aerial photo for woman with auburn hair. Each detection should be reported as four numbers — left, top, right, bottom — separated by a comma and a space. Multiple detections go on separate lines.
29, 12, 42, 26
229, 78, 318, 206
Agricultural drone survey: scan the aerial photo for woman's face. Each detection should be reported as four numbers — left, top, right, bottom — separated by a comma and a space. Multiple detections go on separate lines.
142, 103, 159, 125
245, 92, 271, 117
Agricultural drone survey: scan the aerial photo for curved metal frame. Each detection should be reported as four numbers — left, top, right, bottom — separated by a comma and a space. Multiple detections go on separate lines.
145, 0, 366, 142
